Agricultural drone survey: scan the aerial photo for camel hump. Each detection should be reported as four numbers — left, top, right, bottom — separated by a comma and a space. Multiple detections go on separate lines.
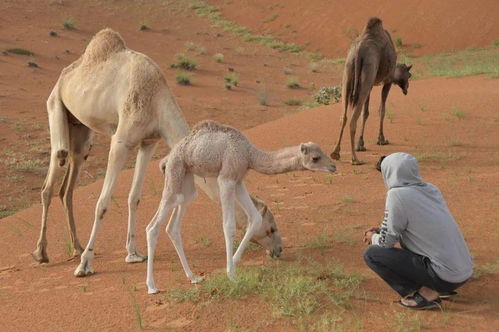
364, 17, 383, 32
82, 28, 127, 64
191, 120, 240, 135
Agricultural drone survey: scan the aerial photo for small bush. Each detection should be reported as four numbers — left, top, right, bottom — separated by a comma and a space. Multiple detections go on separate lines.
452, 108, 466, 119
224, 73, 239, 90
286, 77, 300, 89
395, 37, 403, 47
138, 23, 149, 31
213, 53, 224, 63
5, 48, 34, 56
62, 18, 76, 30
285, 99, 302, 106
174, 54, 196, 71
313, 86, 342, 105
257, 86, 268, 105
175, 72, 192, 85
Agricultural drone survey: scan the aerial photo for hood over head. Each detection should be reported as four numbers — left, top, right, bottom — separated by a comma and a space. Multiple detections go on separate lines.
381, 152, 424, 189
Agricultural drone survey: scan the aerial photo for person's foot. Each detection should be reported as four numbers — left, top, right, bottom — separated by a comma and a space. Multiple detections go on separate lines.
399, 292, 441, 310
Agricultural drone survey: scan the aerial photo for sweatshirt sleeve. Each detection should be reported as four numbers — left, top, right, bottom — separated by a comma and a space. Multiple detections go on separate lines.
372, 191, 408, 248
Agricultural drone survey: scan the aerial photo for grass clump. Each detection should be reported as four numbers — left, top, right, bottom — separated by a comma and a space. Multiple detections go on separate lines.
0, 205, 16, 219
172, 54, 196, 71
213, 53, 224, 63
223, 73, 239, 89
286, 77, 300, 89
175, 72, 192, 85
62, 18, 76, 30
138, 23, 149, 31
472, 260, 499, 279
451, 107, 466, 119
285, 99, 302, 106
395, 37, 403, 47
5, 48, 34, 56
313, 86, 341, 105
414, 151, 466, 163
257, 86, 268, 105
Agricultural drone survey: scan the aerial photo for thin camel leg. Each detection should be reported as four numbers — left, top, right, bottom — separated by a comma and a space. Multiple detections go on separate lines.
125, 140, 159, 263
349, 103, 364, 165
357, 95, 370, 152
59, 123, 93, 257
74, 135, 131, 277
165, 173, 203, 284
145, 196, 180, 294
331, 93, 349, 160
33, 93, 70, 263
233, 182, 263, 265
377, 83, 392, 145
218, 178, 237, 280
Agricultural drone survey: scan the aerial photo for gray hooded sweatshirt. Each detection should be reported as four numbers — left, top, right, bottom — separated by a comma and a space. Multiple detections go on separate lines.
371, 152, 473, 283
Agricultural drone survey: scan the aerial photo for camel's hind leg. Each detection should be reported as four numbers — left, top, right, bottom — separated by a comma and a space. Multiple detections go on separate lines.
74, 131, 133, 277
218, 178, 237, 280
164, 173, 203, 284
233, 181, 262, 265
356, 95, 370, 152
331, 85, 350, 161
125, 140, 159, 264
377, 83, 392, 145
59, 122, 94, 258
33, 92, 70, 263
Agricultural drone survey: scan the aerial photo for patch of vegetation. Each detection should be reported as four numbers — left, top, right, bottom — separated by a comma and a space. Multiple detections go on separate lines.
286, 77, 300, 89
122, 276, 143, 330
472, 260, 499, 279
196, 237, 211, 247
413, 43, 422, 49
5, 48, 34, 56
175, 72, 192, 85
414, 151, 466, 163
313, 86, 341, 105
285, 99, 302, 106
167, 259, 364, 322
224, 73, 239, 89
62, 18, 76, 30
138, 23, 149, 31
388, 310, 430, 332
172, 54, 196, 71
395, 37, 403, 47
213, 53, 224, 63
257, 86, 268, 105
0, 205, 16, 219
451, 107, 466, 119
233, 240, 259, 252
303, 234, 332, 253
309, 62, 319, 73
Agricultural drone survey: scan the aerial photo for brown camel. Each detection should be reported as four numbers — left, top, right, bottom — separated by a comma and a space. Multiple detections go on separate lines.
331, 17, 412, 165
31, 28, 282, 277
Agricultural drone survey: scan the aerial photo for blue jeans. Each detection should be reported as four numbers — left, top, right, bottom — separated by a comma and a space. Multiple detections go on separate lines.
364, 245, 467, 297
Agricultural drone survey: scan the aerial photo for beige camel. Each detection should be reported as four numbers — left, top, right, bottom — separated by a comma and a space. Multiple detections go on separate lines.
32, 28, 282, 277
331, 17, 412, 165
146, 120, 336, 294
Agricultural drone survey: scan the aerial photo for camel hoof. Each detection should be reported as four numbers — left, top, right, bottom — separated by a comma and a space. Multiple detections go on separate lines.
32, 249, 49, 264
330, 151, 340, 160
74, 262, 94, 277
125, 253, 147, 264
190, 275, 204, 284
356, 146, 366, 152
351, 159, 365, 166
377, 139, 389, 146
148, 288, 160, 295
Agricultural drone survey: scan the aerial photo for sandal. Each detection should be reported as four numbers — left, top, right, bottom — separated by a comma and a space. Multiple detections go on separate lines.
439, 291, 458, 299
398, 292, 441, 310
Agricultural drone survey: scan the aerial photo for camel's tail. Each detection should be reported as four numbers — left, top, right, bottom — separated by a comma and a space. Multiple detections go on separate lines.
350, 54, 363, 108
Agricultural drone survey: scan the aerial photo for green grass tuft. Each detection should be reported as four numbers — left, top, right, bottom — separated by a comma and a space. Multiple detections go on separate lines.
62, 18, 76, 30
6, 48, 34, 56
285, 99, 302, 106
175, 72, 192, 85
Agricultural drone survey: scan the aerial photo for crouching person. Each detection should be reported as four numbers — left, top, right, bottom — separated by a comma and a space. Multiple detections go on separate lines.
364, 152, 473, 310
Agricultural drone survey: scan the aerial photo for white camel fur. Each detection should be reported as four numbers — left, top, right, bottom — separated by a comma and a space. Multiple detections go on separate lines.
32, 28, 283, 277
146, 120, 336, 294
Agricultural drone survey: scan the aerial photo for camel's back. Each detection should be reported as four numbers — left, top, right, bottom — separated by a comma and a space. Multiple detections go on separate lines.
177, 121, 252, 178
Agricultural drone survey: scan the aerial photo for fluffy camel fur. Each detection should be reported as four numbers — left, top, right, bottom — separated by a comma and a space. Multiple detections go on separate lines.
331, 17, 412, 165
146, 120, 336, 294
32, 28, 282, 277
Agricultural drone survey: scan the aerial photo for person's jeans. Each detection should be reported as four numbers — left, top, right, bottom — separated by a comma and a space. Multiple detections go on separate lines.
364, 245, 467, 297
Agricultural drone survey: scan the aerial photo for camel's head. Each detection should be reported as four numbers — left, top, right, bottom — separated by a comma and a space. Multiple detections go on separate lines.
249, 196, 283, 258
300, 142, 337, 173
393, 63, 412, 95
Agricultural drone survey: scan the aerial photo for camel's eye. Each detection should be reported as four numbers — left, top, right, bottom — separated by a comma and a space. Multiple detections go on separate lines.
312, 156, 320, 163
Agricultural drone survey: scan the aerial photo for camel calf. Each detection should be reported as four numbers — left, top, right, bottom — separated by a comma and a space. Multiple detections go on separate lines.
331, 17, 412, 165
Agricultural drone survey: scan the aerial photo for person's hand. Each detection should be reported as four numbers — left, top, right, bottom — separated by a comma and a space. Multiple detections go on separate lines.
363, 226, 380, 245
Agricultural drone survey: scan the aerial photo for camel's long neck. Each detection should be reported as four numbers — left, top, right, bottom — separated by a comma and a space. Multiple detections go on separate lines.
249, 146, 305, 175
158, 94, 190, 147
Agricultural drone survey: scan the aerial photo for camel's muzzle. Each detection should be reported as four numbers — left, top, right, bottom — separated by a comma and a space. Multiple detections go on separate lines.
268, 246, 282, 258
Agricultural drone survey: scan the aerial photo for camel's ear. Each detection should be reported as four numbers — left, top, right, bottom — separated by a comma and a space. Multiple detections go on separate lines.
407, 64, 412, 71
300, 143, 309, 154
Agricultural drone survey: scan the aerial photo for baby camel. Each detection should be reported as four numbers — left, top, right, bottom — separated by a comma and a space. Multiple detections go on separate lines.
146, 120, 336, 294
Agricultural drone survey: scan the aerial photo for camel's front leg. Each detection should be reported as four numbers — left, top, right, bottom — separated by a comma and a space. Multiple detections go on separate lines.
218, 178, 237, 280
377, 83, 392, 145
233, 182, 262, 264
125, 140, 158, 263
165, 174, 203, 284
74, 135, 130, 277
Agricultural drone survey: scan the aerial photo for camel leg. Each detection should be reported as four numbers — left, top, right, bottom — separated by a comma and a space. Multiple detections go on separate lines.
145, 189, 184, 294
33, 92, 70, 263
74, 134, 131, 277
59, 123, 93, 257
125, 140, 159, 263
218, 178, 237, 280
233, 182, 262, 265
377, 83, 392, 145
356, 95, 370, 152
165, 173, 203, 284
331, 99, 349, 160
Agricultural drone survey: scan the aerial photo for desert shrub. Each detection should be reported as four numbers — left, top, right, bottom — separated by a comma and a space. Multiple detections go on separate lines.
176, 72, 192, 85
62, 18, 76, 30
173, 54, 196, 71
224, 73, 239, 89
5, 48, 34, 56
286, 77, 300, 89
213, 53, 224, 63
313, 86, 342, 105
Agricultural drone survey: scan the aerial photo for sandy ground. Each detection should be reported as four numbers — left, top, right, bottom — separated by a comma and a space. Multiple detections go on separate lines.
1, 0, 499, 331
